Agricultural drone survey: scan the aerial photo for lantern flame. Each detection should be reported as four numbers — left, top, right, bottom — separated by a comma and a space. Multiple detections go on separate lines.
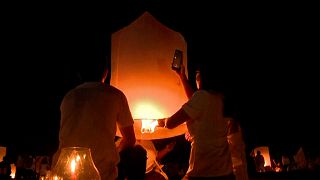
133, 101, 165, 133
141, 119, 159, 133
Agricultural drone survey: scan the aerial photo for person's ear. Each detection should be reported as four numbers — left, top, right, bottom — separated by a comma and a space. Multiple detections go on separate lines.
101, 68, 109, 83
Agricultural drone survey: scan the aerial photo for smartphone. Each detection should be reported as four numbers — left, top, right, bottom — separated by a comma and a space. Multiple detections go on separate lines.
172, 49, 183, 71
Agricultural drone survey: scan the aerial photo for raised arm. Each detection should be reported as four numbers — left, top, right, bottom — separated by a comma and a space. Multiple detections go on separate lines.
175, 65, 195, 99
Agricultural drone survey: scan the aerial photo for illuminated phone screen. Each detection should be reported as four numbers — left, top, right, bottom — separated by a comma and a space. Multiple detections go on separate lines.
172, 49, 182, 70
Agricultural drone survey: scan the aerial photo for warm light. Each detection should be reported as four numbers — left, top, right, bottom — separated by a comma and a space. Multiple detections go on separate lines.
111, 11, 188, 119
112, 12, 188, 139
141, 119, 159, 133
0, 146, 6, 162
133, 101, 165, 120
275, 166, 281, 172
50, 147, 100, 179
254, 146, 271, 167
10, 163, 16, 179
76, 155, 81, 161
70, 159, 76, 173
134, 101, 164, 133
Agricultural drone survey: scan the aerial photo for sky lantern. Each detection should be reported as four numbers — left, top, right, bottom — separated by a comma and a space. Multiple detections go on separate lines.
0, 146, 15, 179
0, 146, 5, 162
111, 12, 188, 139
254, 146, 271, 168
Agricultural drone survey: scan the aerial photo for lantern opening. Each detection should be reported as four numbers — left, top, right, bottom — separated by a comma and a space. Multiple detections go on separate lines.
141, 119, 159, 133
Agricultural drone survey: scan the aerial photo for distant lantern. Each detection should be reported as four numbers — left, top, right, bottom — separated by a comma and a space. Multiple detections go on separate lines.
0, 146, 6, 162
254, 146, 271, 168
111, 11, 188, 139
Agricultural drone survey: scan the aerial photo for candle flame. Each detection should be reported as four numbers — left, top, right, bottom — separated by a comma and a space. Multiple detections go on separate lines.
71, 159, 76, 173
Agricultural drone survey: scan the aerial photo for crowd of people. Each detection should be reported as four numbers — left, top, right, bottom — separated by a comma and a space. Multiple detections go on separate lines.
2, 54, 320, 180
2, 56, 320, 179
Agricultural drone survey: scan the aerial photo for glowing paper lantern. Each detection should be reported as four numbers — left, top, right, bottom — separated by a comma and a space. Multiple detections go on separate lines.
254, 146, 271, 167
111, 12, 188, 139
0, 146, 6, 162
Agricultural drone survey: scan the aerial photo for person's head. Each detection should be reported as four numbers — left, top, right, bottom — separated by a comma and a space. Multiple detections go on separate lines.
195, 62, 227, 93
257, 151, 261, 155
226, 117, 239, 135
77, 57, 109, 83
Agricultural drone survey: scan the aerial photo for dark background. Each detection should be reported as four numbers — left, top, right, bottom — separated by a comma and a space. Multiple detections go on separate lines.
1, 1, 319, 161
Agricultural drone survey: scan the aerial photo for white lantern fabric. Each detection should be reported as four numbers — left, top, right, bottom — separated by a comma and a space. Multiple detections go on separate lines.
111, 12, 188, 139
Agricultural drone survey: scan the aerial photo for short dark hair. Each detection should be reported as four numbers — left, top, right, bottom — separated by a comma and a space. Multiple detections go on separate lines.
78, 56, 108, 82
257, 150, 261, 155
197, 62, 227, 93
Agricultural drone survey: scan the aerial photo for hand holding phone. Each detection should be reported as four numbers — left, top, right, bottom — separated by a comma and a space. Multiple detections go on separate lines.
172, 49, 183, 71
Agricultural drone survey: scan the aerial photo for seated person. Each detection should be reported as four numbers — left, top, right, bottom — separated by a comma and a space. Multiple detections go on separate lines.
116, 135, 187, 180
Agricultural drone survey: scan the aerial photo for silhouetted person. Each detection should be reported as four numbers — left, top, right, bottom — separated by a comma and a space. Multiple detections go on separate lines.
282, 154, 290, 172
254, 151, 265, 172
15, 155, 37, 180
115, 136, 179, 180
52, 60, 136, 180
0, 155, 11, 180
159, 64, 235, 179
116, 143, 147, 180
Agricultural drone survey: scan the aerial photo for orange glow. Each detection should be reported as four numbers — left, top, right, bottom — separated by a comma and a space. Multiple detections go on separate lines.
141, 119, 159, 133
0, 146, 6, 162
70, 159, 76, 173
133, 101, 165, 120
112, 12, 188, 139
117, 79, 187, 119
10, 163, 16, 179
254, 146, 271, 167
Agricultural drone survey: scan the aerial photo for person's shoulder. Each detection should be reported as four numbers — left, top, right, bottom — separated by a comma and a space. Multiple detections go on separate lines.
194, 90, 219, 98
189, 90, 210, 102
107, 85, 127, 96
193, 90, 207, 96
107, 84, 122, 92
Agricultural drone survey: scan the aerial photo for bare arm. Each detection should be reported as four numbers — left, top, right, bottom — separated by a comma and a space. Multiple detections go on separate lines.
156, 141, 176, 161
166, 108, 192, 129
117, 125, 136, 152
175, 65, 195, 99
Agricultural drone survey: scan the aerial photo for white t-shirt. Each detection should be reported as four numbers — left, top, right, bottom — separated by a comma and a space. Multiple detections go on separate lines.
227, 128, 247, 167
53, 82, 134, 180
182, 90, 233, 177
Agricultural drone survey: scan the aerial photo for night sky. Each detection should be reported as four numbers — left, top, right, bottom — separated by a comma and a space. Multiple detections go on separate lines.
2, 1, 318, 159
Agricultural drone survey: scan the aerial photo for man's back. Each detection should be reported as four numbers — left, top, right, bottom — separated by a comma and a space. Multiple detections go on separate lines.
53, 82, 134, 179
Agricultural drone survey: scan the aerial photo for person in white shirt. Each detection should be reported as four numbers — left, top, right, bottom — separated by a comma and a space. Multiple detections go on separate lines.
52, 60, 136, 180
159, 64, 235, 179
